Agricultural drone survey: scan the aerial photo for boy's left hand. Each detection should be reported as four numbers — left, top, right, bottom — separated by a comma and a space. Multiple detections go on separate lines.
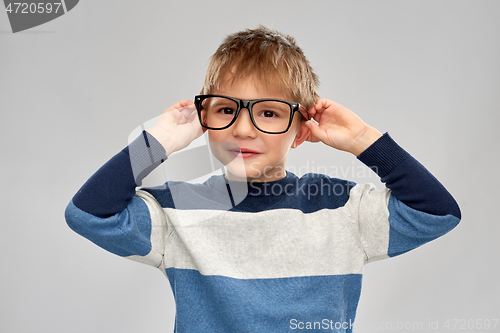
305, 99, 382, 156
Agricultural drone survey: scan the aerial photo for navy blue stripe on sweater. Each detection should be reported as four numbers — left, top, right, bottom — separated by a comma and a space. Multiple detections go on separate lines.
143, 173, 355, 213
72, 131, 167, 218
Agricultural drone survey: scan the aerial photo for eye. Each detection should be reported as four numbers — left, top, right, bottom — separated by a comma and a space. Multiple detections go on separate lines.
220, 107, 236, 115
261, 110, 278, 118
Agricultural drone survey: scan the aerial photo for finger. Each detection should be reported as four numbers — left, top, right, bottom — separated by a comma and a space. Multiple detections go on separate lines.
166, 100, 194, 113
310, 100, 327, 122
308, 101, 319, 117
174, 99, 194, 109
186, 106, 200, 124
305, 121, 327, 143
313, 99, 328, 112
178, 104, 197, 119
312, 108, 324, 124
307, 105, 317, 118
189, 112, 205, 138
167, 105, 196, 126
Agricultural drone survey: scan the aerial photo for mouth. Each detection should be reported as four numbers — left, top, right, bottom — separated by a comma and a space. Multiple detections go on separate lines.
229, 148, 260, 158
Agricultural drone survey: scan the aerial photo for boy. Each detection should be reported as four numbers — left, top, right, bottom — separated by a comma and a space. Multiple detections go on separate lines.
65, 26, 461, 332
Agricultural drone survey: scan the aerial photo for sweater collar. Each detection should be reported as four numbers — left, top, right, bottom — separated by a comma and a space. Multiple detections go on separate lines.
206, 171, 299, 197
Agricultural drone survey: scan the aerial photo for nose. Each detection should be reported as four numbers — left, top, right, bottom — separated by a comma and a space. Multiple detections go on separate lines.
231, 108, 257, 138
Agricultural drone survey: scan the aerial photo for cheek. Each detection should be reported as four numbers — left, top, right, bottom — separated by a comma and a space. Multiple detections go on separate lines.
283, 131, 298, 146
265, 135, 294, 154
208, 139, 229, 167
208, 131, 232, 163
208, 130, 223, 142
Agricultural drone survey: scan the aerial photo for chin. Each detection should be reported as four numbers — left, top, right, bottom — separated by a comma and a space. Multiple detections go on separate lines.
224, 161, 256, 181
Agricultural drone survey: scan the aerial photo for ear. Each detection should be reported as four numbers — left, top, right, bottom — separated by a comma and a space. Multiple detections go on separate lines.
291, 120, 310, 148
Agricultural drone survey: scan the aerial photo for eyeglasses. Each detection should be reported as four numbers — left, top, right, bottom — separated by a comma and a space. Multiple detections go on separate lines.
194, 94, 308, 134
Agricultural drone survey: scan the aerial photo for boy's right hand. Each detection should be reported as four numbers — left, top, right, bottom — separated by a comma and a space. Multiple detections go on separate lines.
147, 100, 204, 156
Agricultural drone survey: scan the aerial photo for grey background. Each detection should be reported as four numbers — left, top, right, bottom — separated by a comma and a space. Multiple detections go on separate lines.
1, 0, 499, 332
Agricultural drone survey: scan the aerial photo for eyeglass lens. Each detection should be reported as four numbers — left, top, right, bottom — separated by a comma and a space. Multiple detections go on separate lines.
200, 96, 292, 133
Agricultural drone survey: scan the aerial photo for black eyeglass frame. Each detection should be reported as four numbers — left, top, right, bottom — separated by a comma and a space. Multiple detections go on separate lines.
194, 94, 308, 134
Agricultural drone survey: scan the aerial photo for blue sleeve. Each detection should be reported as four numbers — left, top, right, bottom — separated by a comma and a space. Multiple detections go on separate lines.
356, 133, 461, 258
65, 195, 155, 257
65, 131, 168, 265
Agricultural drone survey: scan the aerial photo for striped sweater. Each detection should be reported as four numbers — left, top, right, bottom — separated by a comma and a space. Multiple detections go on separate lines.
65, 132, 461, 332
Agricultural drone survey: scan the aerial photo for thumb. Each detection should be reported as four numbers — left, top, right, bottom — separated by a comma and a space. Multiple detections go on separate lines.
305, 120, 326, 143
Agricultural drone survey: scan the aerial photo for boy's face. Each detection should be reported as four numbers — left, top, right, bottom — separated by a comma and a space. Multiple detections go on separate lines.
207, 75, 309, 182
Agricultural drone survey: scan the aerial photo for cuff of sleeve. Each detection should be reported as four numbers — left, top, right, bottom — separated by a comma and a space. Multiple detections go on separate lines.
356, 132, 410, 178
126, 130, 167, 185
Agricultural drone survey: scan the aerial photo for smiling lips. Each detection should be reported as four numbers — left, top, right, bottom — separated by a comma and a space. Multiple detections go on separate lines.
229, 148, 260, 158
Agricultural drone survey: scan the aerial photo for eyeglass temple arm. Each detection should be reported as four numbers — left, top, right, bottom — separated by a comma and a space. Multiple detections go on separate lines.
298, 105, 311, 120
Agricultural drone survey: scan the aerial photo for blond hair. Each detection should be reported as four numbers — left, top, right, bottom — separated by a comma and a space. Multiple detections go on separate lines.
201, 25, 319, 109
